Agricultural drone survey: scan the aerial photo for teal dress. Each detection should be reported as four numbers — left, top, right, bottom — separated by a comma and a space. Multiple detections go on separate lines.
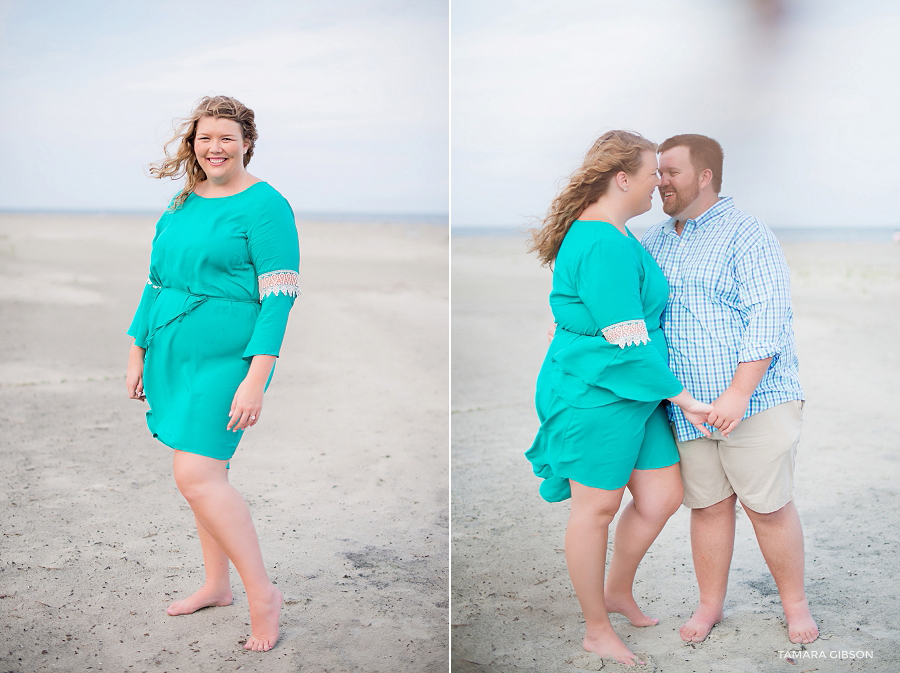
526, 221, 684, 502
127, 182, 300, 461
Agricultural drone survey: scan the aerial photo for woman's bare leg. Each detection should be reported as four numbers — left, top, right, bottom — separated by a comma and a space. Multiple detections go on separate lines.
166, 515, 233, 615
172, 451, 282, 652
566, 480, 641, 666
605, 464, 683, 626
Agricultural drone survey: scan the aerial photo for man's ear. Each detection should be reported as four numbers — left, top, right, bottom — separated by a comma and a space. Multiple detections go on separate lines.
699, 168, 713, 191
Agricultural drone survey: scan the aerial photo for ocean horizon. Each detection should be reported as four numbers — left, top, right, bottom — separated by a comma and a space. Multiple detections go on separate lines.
452, 224, 900, 243
0, 208, 449, 226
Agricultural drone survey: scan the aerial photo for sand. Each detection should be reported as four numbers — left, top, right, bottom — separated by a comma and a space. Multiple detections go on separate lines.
0, 213, 448, 672
451, 234, 900, 672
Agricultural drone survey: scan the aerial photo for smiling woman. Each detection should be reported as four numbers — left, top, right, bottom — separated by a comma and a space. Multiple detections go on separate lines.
149, 96, 260, 207
125, 95, 300, 653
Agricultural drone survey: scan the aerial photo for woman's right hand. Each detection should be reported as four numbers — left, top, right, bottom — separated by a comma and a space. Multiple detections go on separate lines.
126, 344, 146, 401
681, 400, 713, 437
668, 390, 713, 437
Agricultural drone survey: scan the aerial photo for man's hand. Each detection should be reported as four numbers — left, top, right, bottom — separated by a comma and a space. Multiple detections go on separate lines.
708, 386, 752, 438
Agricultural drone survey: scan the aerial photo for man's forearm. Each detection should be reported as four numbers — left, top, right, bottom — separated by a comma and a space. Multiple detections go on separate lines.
729, 357, 772, 396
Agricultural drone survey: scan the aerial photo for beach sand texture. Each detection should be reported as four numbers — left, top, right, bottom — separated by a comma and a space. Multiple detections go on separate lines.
451, 234, 900, 672
0, 213, 448, 672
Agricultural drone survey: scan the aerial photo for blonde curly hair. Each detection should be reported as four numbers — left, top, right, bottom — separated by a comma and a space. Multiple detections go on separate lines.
529, 130, 656, 266
149, 95, 258, 210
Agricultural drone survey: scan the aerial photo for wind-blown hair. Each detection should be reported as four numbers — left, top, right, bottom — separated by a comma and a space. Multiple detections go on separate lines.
528, 130, 656, 267
149, 96, 258, 210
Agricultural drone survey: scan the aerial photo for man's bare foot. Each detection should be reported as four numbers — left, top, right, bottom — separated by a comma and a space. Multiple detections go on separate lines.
679, 604, 723, 643
583, 626, 644, 666
244, 584, 283, 652
784, 598, 818, 644
166, 585, 233, 616
604, 591, 658, 627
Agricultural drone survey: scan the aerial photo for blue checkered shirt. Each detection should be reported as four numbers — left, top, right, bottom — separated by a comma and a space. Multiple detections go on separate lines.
641, 197, 804, 441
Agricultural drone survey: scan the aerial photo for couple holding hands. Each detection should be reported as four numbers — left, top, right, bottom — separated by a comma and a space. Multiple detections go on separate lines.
526, 131, 818, 666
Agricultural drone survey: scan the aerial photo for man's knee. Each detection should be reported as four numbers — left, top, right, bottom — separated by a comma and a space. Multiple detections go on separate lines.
692, 493, 737, 518
742, 498, 795, 521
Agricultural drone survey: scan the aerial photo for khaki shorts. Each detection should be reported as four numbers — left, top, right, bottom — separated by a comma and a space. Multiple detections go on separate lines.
676, 400, 803, 514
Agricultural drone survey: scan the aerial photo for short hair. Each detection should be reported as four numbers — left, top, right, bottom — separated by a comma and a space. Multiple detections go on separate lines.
659, 134, 724, 193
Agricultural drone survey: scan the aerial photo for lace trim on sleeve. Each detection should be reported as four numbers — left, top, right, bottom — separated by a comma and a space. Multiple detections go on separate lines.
258, 270, 300, 300
146, 278, 161, 289
601, 319, 650, 348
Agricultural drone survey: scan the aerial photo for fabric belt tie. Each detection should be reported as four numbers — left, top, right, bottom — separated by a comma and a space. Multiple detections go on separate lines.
143, 286, 257, 346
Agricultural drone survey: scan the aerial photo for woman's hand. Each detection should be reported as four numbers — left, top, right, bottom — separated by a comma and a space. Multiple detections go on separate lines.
227, 377, 265, 432
126, 344, 146, 401
668, 389, 713, 437
227, 355, 276, 432
681, 400, 714, 437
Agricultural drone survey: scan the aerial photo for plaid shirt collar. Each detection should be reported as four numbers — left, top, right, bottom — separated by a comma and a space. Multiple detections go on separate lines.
662, 196, 735, 236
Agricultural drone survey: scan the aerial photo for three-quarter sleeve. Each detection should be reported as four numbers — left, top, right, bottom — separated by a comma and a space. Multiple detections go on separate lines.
127, 278, 161, 348
551, 238, 683, 405
127, 218, 165, 349
242, 195, 301, 360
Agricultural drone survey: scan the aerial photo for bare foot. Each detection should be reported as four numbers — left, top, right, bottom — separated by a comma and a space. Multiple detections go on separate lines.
679, 603, 723, 643
604, 591, 659, 627
166, 585, 233, 616
784, 598, 818, 644
583, 626, 644, 666
244, 584, 283, 652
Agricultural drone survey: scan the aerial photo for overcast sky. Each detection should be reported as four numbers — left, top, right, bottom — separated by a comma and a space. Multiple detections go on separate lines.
0, 0, 448, 215
452, 0, 900, 229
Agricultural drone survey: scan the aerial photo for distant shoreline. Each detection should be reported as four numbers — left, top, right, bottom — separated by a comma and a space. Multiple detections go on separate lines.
0, 209, 449, 226
452, 224, 900, 243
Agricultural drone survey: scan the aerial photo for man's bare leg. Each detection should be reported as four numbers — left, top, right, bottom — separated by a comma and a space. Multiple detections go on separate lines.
680, 494, 736, 642
742, 501, 818, 644
605, 464, 683, 627
566, 480, 642, 666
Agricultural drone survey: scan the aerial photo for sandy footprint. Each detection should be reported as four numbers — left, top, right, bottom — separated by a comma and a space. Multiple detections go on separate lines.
568, 651, 655, 671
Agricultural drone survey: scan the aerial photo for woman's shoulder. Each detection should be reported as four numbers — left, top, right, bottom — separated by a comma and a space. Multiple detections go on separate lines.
225, 182, 293, 223
247, 181, 292, 209
566, 222, 641, 256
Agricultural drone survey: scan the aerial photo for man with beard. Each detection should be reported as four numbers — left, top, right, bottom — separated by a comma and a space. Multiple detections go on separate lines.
641, 134, 818, 645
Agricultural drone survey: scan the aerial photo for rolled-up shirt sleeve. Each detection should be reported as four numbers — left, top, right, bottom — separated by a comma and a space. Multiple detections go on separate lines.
734, 234, 792, 363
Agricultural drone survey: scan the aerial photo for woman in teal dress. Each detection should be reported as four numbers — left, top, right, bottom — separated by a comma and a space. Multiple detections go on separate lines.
125, 96, 298, 652
526, 131, 712, 666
